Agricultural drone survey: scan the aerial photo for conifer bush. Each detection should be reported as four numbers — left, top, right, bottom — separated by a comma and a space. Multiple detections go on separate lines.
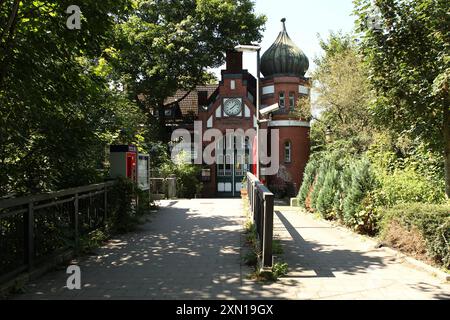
316, 166, 340, 220
309, 160, 329, 211
342, 158, 378, 231
298, 157, 319, 206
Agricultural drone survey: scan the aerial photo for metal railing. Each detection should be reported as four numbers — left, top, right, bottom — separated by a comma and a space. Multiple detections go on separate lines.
246, 172, 274, 269
0, 181, 115, 284
150, 176, 177, 199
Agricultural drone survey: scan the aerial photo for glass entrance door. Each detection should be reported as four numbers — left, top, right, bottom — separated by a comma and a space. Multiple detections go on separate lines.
216, 135, 250, 197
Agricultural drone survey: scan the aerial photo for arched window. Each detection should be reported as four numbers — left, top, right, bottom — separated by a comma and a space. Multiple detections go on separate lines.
284, 141, 292, 163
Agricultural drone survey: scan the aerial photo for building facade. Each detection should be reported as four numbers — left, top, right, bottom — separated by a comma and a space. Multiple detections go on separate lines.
166, 19, 311, 198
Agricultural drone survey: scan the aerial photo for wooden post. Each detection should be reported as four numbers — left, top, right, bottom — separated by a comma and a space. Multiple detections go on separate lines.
74, 193, 79, 252
262, 192, 274, 269
104, 186, 108, 221
24, 201, 34, 271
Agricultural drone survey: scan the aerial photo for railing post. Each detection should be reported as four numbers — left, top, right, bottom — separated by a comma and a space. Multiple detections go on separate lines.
24, 201, 34, 271
262, 192, 274, 269
74, 193, 79, 252
104, 185, 108, 221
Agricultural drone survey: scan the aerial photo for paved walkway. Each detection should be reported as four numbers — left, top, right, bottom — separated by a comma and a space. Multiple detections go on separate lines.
272, 206, 449, 300
12, 199, 449, 300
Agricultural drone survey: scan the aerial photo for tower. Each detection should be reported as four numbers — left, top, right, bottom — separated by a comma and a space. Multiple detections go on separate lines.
260, 18, 311, 197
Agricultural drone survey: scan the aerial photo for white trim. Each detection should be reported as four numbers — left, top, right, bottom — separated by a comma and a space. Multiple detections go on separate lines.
299, 85, 309, 95
262, 85, 275, 95
268, 120, 310, 128
244, 105, 250, 118
207, 116, 213, 128
215, 105, 222, 118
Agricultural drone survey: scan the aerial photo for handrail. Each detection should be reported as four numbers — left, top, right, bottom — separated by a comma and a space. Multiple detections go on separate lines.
246, 172, 274, 269
0, 181, 115, 284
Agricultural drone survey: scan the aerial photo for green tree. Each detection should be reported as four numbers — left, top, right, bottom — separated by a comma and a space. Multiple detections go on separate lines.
0, 0, 142, 195
354, 0, 450, 198
312, 32, 375, 152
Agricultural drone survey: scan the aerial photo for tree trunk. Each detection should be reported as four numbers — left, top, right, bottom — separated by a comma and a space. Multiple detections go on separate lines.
444, 104, 450, 199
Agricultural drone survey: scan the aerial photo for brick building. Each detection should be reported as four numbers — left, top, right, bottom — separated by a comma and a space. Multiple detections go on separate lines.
165, 19, 311, 198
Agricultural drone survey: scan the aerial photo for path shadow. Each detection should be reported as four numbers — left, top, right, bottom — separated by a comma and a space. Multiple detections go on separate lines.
408, 282, 450, 300
12, 200, 290, 300
275, 211, 386, 278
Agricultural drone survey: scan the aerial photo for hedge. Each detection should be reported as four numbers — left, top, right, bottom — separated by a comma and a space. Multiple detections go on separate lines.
381, 203, 450, 269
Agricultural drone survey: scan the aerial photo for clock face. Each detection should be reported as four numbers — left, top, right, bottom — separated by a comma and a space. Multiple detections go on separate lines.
223, 98, 242, 116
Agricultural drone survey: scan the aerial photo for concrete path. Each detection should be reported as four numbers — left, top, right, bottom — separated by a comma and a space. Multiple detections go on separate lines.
11, 199, 449, 300
272, 206, 450, 300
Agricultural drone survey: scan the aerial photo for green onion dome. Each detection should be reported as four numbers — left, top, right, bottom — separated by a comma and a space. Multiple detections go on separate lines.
261, 18, 309, 78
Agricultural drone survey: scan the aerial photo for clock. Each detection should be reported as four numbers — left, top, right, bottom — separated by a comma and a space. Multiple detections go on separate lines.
223, 98, 242, 116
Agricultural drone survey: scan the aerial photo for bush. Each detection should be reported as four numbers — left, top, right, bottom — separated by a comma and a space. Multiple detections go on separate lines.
342, 158, 379, 233
160, 152, 202, 199
376, 168, 446, 207
298, 157, 319, 206
316, 166, 340, 220
108, 178, 140, 234
381, 203, 450, 269
309, 160, 329, 211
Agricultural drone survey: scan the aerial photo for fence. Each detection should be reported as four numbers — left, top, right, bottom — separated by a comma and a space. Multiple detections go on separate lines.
0, 181, 115, 284
150, 176, 177, 199
246, 172, 274, 269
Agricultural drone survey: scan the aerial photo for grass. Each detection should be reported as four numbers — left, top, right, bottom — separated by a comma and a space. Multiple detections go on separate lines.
241, 196, 289, 282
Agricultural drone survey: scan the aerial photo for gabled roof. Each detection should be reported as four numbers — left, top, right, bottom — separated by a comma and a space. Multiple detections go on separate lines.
164, 84, 219, 116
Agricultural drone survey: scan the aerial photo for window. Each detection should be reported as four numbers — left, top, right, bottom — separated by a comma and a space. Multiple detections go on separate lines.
279, 92, 285, 108
230, 80, 236, 90
284, 141, 291, 163
289, 92, 295, 111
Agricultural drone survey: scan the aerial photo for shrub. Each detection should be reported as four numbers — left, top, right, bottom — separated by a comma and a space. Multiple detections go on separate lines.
316, 166, 340, 220
342, 158, 378, 233
381, 203, 450, 269
298, 157, 319, 206
108, 177, 139, 234
376, 168, 446, 207
160, 152, 202, 199
309, 160, 329, 211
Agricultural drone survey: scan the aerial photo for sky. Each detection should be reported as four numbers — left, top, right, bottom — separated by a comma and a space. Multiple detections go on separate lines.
211, 0, 356, 78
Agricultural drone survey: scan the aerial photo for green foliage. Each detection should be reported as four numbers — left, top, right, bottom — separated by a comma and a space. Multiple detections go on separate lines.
342, 158, 378, 232
298, 157, 319, 206
0, 0, 148, 196
108, 178, 140, 234
298, 152, 379, 234
160, 152, 202, 198
316, 166, 340, 220
354, 0, 450, 198
368, 133, 446, 206
309, 161, 328, 211
271, 262, 289, 279
243, 251, 258, 267
79, 229, 109, 254
313, 32, 375, 152
381, 203, 450, 269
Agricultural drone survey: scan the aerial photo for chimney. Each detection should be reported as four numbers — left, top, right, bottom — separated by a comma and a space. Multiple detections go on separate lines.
226, 50, 243, 73
198, 90, 208, 108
